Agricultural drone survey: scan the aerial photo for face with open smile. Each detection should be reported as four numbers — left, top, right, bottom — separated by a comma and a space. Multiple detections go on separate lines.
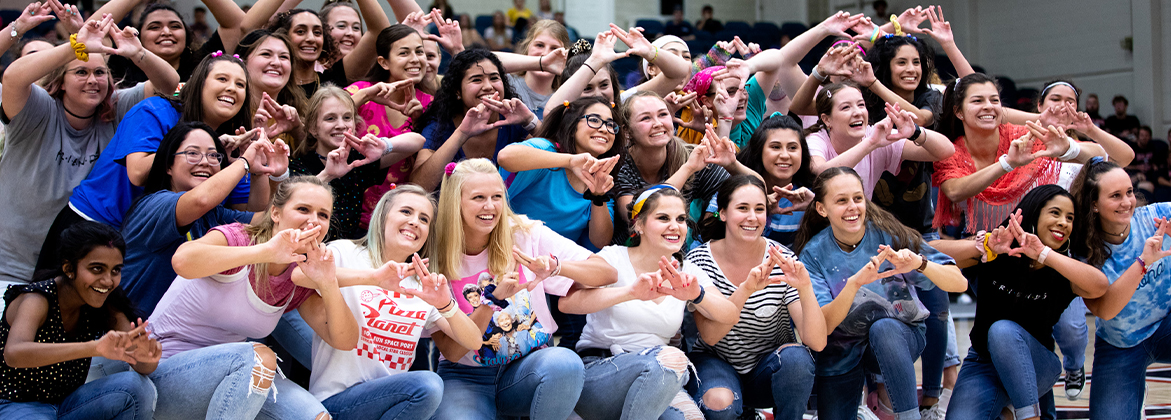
64, 246, 124, 309
62, 57, 112, 115
1038, 84, 1077, 114
381, 33, 426, 84
382, 193, 433, 255
459, 60, 505, 109
581, 68, 614, 103
140, 9, 186, 62
245, 37, 292, 94
327, 6, 361, 57
629, 96, 674, 148
956, 82, 1002, 132
288, 12, 325, 64
199, 61, 247, 128
821, 86, 868, 142
311, 96, 356, 153
1094, 168, 1137, 229
271, 185, 334, 248
817, 174, 867, 240
761, 128, 802, 184
1035, 195, 1074, 250
459, 173, 506, 243
720, 185, 768, 242
636, 195, 689, 254
889, 45, 922, 94
573, 103, 616, 157
169, 129, 221, 192
423, 41, 441, 82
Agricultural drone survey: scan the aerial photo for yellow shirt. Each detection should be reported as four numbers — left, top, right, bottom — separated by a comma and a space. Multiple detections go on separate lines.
507, 8, 533, 26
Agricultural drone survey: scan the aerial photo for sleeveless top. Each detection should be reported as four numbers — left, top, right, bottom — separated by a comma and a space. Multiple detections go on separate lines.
0, 280, 104, 403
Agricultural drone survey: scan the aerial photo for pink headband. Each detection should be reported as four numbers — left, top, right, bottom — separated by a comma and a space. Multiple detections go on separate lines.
683, 66, 724, 95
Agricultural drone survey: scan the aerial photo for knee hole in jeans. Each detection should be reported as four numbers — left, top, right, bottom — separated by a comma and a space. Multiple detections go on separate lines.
655, 346, 689, 380
251, 343, 278, 395
670, 389, 704, 420
701, 387, 736, 411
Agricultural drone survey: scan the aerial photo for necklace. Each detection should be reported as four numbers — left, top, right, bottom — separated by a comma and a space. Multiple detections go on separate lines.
833, 234, 860, 252
1104, 223, 1130, 239
63, 103, 95, 119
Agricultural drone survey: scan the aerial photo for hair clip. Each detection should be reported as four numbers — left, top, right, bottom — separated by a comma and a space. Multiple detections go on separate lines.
954, 77, 962, 87
444, 162, 457, 175
825, 89, 832, 98
387, 183, 397, 190
210, 50, 241, 60
610, 102, 616, 108
1089, 156, 1106, 165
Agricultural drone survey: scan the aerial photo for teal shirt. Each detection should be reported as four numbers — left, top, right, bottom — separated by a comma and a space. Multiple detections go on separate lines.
729, 75, 766, 149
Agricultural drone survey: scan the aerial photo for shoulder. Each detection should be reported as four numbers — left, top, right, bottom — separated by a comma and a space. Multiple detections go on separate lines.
518, 137, 557, 151
346, 81, 372, 94
210, 222, 252, 246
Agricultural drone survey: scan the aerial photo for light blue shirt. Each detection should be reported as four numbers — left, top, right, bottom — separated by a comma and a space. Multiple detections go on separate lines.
1098, 203, 1171, 348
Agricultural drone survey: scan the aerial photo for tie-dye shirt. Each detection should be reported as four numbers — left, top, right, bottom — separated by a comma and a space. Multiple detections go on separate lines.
1098, 203, 1171, 348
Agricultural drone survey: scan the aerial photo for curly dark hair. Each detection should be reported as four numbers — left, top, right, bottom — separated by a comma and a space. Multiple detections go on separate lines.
864, 35, 936, 124
413, 48, 517, 133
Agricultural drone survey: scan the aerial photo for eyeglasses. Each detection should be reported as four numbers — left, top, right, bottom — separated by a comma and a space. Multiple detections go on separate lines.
174, 150, 225, 165
578, 114, 619, 134
66, 67, 110, 79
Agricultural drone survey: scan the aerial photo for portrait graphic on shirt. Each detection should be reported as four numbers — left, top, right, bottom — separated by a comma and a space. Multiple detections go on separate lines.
356, 288, 429, 371
452, 269, 551, 366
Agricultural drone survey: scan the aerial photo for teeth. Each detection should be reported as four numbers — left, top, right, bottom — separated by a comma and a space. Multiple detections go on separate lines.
92, 287, 109, 294
844, 215, 859, 221
741, 226, 758, 231
265, 70, 281, 76
477, 215, 494, 220
664, 235, 680, 241
401, 230, 417, 240
218, 95, 236, 105
849, 122, 864, 127
979, 115, 994, 120
193, 171, 211, 178
777, 164, 792, 169
159, 40, 174, 45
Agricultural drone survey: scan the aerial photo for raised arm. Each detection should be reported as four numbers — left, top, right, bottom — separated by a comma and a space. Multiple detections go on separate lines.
0, 4, 55, 58
2, 19, 113, 119
920, 6, 974, 77
544, 32, 626, 117
494, 49, 566, 76
341, 0, 391, 81
172, 224, 319, 279
105, 22, 180, 98
613, 25, 689, 98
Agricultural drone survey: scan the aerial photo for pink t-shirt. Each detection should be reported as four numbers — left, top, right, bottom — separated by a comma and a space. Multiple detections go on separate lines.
806, 126, 906, 199
429, 221, 593, 367
149, 223, 314, 359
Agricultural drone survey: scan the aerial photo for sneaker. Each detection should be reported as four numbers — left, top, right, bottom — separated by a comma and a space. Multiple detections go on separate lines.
1065, 368, 1085, 400
920, 404, 946, 420
857, 406, 881, 420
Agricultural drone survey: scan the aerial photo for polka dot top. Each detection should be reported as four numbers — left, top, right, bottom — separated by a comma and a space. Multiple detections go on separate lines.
1, 280, 103, 403
289, 150, 390, 241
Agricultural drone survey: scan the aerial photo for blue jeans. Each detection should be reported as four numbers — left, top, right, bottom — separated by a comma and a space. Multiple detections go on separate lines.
817, 318, 926, 420
1051, 297, 1088, 372
1089, 313, 1171, 419
577, 346, 689, 420
688, 345, 815, 420
916, 284, 951, 399
321, 371, 444, 420
946, 320, 1059, 420
430, 346, 584, 420
270, 309, 315, 368
0, 370, 156, 420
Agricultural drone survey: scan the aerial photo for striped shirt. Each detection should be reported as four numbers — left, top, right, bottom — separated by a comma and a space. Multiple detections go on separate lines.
685, 240, 800, 374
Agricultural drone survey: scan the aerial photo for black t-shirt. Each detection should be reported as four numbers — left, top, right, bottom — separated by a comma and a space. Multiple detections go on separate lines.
1104, 114, 1140, 136
968, 258, 1077, 357
289, 149, 389, 241
1128, 139, 1168, 180
111, 31, 225, 90
300, 60, 349, 97
871, 89, 942, 232
664, 21, 695, 38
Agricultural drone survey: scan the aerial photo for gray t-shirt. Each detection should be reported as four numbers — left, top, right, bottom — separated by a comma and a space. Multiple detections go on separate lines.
0, 83, 145, 282
507, 73, 550, 118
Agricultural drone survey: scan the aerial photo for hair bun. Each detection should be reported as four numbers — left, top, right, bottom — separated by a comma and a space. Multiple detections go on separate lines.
568, 39, 593, 58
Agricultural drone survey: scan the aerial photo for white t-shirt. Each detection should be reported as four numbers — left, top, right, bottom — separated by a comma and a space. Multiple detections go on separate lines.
308, 240, 441, 401
577, 246, 703, 353
806, 126, 906, 199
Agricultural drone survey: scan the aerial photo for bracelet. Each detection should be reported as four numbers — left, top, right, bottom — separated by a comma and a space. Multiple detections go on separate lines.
550, 255, 562, 278
1037, 246, 1052, 265
270, 168, 290, 182
916, 254, 929, 273
523, 115, 540, 132
582, 191, 609, 206
69, 34, 89, 62
690, 286, 706, 305
439, 299, 461, 318
382, 137, 395, 156
869, 27, 880, 43
482, 284, 510, 309
908, 124, 924, 146
238, 156, 251, 174
718, 117, 735, 121
1058, 137, 1082, 161
810, 66, 827, 83
582, 62, 598, 75
1136, 256, 1149, 276
998, 154, 1015, 173
648, 45, 659, 63
538, 55, 545, 72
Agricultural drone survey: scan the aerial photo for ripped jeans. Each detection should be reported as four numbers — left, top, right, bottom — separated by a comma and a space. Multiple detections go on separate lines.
150, 342, 328, 420
576, 346, 699, 420
687, 345, 815, 420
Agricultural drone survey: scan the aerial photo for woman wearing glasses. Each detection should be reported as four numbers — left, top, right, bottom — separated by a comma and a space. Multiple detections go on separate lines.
119, 122, 288, 314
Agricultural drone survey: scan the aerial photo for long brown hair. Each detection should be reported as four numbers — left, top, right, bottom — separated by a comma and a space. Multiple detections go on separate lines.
620, 91, 691, 181
804, 81, 862, 136
1071, 158, 1121, 267
792, 167, 922, 255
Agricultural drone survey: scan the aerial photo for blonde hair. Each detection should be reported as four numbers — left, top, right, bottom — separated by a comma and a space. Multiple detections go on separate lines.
355, 184, 435, 267
428, 159, 533, 281
295, 84, 364, 157
245, 176, 333, 295
517, 20, 570, 76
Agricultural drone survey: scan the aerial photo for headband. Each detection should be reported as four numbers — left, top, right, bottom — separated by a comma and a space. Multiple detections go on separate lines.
642, 36, 687, 78
630, 184, 678, 220
1040, 81, 1078, 103
682, 66, 723, 95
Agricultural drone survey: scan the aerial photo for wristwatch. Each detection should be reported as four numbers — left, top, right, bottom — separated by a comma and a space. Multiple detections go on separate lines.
916, 254, 929, 273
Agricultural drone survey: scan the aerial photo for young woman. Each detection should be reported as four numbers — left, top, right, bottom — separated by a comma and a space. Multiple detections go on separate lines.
933, 185, 1107, 420
1068, 159, 1171, 419
715, 114, 815, 247
507, 20, 569, 117
792, 167, 967, 420
302, 185, 482, 419
237, 29, 310, 144
120, 122, 284, 315
147, 176, 355, 420
290, 86, 425, 240
933, 73, 1106, 235
679, 65, 747, 141
426, 158, 618, 419
559, 185, 738, 420
1, 222, 159, 419
484, 11, 513, 51
411, 49, 540, 191
321, 0, 363, 62
0, 16, 177, 283
42, 53, 255, 272
109, 3, 201, 87
686, 176, 827, 420
268, 2, 387, 97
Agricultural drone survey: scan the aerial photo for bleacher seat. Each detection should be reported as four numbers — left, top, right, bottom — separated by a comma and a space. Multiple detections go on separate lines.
724, 20, 752, 35
475, 15, 493, 37
780, 21, 808, 41
752, 22, 781, 48
635, 19, 666, 39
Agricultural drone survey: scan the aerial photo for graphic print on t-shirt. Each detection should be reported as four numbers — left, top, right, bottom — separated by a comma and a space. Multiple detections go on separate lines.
451, 269, 551, 366
356, 288, 429, 371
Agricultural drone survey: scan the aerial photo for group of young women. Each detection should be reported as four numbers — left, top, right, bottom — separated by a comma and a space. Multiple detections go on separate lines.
1, 2, 1167, 420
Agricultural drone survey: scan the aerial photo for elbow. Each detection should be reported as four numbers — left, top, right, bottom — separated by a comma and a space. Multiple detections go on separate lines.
593, 261, 618, 287
395, 133, 426, 155
806, 336, 827, 352
496, 146, 520, 172
3, 348, 32, 368
1083, 277, 1110, 300
171, 244, 199, 278
940, 185, 966, 204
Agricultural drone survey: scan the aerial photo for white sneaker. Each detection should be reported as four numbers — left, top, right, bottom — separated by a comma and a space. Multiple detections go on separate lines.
920, 404, 946, 420
857, 406, 881, 420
